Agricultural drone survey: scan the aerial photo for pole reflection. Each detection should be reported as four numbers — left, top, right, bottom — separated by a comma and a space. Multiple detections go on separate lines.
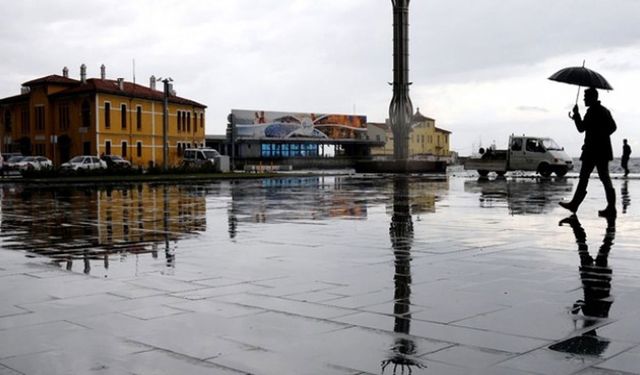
552, 215, 616, 356
382, 176, 425, 374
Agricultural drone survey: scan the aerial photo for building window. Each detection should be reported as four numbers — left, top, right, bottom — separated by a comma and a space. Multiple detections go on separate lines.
105, 141, 111, 155
35, 106, 45, 131
177, 110, 182, 132
121, 104, 127, 129
136, 142, 142, 157
200, 113, 204, 128
193, 113, 198, 132
122, 141, 128, 158
34, 144, 45, 156
81, 100, 90, 128
136, 106, 142, 130
187, 112, 191, 133
104, 102, 111, 129
3, 110, 11, 132
21, 106, 30, 134
59, 104, 69, 131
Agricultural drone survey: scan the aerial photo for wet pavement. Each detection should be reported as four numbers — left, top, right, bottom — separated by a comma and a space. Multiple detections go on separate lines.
1, 174, 640, 374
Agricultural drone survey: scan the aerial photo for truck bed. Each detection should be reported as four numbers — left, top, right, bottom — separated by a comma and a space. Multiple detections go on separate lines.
463, 150, 508, 172
464, 159, 507, 172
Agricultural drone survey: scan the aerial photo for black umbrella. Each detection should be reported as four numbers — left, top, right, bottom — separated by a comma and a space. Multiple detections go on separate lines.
549, 61, 613, 105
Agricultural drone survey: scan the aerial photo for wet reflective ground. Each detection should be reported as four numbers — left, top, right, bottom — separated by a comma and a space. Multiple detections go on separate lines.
1, 175, 640, 374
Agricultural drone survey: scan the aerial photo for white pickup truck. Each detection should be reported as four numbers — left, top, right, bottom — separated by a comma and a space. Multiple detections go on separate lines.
464, 135, 574, 177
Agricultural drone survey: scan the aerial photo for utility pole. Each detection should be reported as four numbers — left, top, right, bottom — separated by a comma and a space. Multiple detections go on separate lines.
226, 113, 235, 170
160, 77, 172, 171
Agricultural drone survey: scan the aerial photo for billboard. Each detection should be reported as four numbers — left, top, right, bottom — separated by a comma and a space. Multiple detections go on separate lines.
231, 109, 367, 140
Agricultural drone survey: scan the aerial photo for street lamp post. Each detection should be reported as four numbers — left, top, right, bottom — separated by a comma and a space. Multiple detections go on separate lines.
389, 0, 413, 161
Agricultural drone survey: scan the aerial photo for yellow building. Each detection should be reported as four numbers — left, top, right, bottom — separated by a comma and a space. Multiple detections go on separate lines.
369, 108, 451, 160
0, 65, 206, 167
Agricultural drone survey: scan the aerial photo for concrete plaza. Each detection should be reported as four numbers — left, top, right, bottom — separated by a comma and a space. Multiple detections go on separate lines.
0, 174, 639, 374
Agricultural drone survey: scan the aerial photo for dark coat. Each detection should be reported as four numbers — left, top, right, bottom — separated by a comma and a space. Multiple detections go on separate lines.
622, 144, 631, 162
574, 101, 617, 162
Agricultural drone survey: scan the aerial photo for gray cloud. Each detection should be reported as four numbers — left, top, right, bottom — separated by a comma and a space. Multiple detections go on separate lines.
1, 0, 639, 157
517, 106, 549, 113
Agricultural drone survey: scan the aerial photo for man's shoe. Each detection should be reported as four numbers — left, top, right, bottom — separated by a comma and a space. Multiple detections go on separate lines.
559, 201, 578, 213
598, 206, 617, 217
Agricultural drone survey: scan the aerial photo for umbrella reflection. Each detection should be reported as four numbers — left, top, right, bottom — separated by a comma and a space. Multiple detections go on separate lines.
552, 215, 616, 356
382, 177, 425, 374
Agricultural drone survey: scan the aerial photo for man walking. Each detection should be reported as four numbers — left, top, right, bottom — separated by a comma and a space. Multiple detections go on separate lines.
622, 139, 631, 177
560, 87, 617, 217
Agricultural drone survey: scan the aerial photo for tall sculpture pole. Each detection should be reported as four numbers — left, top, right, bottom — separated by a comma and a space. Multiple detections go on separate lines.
389, 0, 413, 161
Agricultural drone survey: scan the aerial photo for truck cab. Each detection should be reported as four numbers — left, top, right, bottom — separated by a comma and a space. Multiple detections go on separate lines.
508, 136, 573, 177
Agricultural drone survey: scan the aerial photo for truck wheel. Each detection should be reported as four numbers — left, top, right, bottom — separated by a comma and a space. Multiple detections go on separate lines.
555, 167, 568, 177
477, 170, 489, 177
538, 163, 551, 178
496, 171, 506, 177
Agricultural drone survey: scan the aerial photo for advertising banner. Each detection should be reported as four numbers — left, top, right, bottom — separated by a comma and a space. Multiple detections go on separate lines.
231, 109, 367, 140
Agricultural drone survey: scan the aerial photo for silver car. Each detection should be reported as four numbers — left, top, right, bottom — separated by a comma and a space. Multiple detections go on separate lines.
16, 156, 53, 171
61, 156, 107, 171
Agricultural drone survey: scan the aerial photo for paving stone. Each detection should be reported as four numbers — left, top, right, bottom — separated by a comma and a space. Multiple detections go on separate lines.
0, 176, 639, 374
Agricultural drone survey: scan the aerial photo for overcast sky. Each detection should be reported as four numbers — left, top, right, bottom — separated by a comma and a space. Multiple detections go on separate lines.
1, 0, 639, 156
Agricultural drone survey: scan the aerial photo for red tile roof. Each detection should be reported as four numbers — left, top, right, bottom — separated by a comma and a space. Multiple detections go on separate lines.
412, 108, 434, 122
51, 78, 206, 108
0, 93, 29, 105
22, 75, 80, 86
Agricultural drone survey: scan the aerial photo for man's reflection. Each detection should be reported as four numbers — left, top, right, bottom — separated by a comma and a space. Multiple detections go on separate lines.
382, 177, 424, 374
621, 179, 630, 214
552, 215, 616, 355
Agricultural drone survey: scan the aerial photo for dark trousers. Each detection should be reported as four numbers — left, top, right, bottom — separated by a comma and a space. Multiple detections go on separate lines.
621, 157, 629, 176
575, 159, 615, 208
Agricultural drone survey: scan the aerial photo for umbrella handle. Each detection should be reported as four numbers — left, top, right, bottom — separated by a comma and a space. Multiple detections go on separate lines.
575, 85, 581, 105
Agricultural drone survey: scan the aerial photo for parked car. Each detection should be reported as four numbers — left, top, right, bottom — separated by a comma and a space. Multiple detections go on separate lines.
2, 153, 22, 163
61, 156, 107, 171
101, 155, 132, 169
16, 156, 53, 171
4, 155, 26, 171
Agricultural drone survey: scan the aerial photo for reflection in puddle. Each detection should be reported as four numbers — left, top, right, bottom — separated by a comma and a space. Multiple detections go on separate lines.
464, 177, 573, 214
552, 215, 616, 356
0, 177, 449, 278
621, 179, 631, 214
0, 184, 208, 275
382, 177, 426, 374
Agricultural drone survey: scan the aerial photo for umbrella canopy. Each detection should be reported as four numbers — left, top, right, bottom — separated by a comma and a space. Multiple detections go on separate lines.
549, 66, 613, 90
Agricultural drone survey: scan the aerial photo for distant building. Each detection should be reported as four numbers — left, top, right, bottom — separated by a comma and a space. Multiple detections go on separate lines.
209, 109, 383, 169
0, 65, 206, 167
369, 108, 451, 161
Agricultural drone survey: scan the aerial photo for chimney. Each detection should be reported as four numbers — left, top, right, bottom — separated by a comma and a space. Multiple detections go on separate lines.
100, 64, 106, 80
20, 86, 30, 95
62, 66, 69, 78
117, 78, 125, 90
150, 75, 156, 90
80, 64, 87, 83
